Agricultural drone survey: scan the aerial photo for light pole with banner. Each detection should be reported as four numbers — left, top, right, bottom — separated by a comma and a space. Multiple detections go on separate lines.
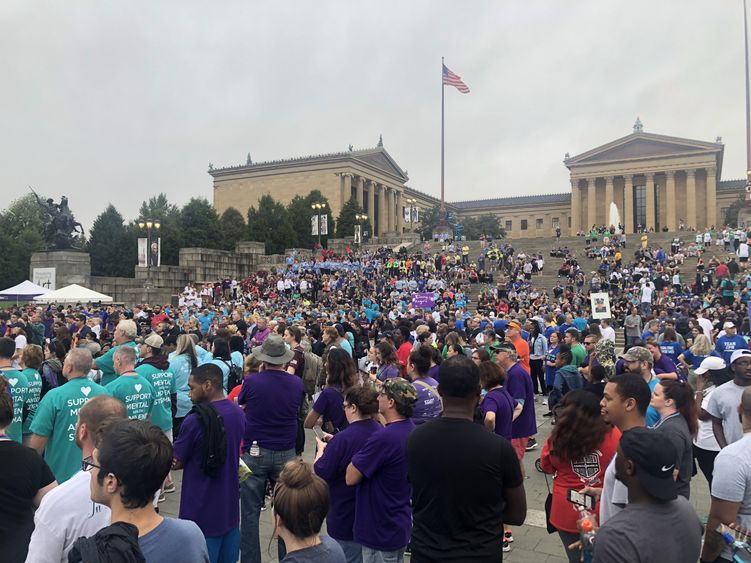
354, 213, 368, 246
137, 218, 161, 288
404, 198, 419, 233
311, 203, 327, 249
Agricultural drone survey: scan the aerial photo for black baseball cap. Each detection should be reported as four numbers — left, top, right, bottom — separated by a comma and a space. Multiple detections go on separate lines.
619, 427, 677, 501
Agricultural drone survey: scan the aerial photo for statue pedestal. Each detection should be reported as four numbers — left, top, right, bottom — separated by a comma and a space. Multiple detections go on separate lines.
30, 251, 91, 290
432, 224, 452, 241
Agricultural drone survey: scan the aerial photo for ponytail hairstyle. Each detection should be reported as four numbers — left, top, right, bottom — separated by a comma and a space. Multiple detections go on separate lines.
272, 460, 329, 542
660, 380, 699, 437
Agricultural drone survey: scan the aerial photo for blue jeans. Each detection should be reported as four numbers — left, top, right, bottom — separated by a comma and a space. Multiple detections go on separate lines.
336, 539, 363, 563
206, 526, 240, 563
240, 447, 296, 563
361, 546, 405, 563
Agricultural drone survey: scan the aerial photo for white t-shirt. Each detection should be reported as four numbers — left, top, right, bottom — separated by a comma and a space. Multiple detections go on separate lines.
711, 433, 751, 561
26, 470, 111, 563
697, 317, 714, 341
640, 284, 654, 303
600, 325, 616, 343
599, 453, 629, 524
694, 386, 721, 451
13, 334, 27, 368
706, 380, 749, 446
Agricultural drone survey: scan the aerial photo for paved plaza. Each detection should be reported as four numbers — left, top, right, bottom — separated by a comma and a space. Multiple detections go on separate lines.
159, 398, 713, 563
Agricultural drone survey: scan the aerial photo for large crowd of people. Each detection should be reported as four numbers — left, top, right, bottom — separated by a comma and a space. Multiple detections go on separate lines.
2, 231, 751, 562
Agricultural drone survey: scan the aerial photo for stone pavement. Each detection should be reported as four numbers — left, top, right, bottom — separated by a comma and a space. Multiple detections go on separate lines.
160, 398, 713, 563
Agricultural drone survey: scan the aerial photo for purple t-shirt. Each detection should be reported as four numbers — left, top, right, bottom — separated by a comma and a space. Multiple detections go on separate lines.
481, 387, 517, 440
172, 399, 245, 536
238, 369, 303, 451
653, 354, 678, 376
313, 386, 347, 431
377, 364, 400, 382
411, 376, 442, 425
351, 418, 415, 551
313, 418, 381, 541
504, 362, 537, 439
427, 364, 440, 383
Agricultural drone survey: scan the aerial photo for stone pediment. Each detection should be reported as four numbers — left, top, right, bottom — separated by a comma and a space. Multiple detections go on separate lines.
354, 150, 409, 182
566, 132, 722, 167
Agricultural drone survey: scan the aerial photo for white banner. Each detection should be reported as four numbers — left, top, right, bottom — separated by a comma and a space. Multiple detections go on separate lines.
311, 216, 319, 236
354, 224, 362, 244
412, 207, 419, 223
590, 292, 612, 319
138, 238, 148, 267
33, 268, 56, 291
404, 208, 411, 223
320, 214, 328, 236
138, 238, 161, 267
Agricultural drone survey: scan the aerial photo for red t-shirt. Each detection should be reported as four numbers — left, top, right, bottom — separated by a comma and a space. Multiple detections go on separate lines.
397, 342, 413, 377
540, 426, 621, 532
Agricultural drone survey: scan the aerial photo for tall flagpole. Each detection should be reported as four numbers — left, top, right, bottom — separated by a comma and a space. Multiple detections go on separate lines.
441, 55, 445, 210
745, 0, 751, 185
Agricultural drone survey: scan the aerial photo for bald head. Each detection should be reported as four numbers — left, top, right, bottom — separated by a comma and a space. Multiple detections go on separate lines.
79, 395, 127, 431
741, 386, 751, 418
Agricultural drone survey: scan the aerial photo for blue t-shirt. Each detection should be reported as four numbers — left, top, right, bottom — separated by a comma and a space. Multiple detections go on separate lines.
716, 335, 749, 365
545, 345, 559, 386
351, 419, 415, 551
280, 535, 346, 563
658, 341, 683, 363
138, 518, 209, 562
646, 378, 661, 427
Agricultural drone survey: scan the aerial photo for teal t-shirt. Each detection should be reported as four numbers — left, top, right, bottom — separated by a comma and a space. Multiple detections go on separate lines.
30, 377, 109, 483
95, 341, 140, 386
105, 374, 156, 421
2, 368, 29, 443
135, 364, 176, 432
22, 367, 43, 435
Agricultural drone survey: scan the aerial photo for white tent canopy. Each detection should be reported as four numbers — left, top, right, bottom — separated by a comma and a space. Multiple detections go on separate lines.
0, 280, 51, 301
34, 284, 113, 304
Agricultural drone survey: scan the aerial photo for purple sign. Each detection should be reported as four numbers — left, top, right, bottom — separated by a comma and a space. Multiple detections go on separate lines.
411, 292, 435, 309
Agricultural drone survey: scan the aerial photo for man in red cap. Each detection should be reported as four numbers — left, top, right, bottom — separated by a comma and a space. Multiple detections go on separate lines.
506, 320, 530, 374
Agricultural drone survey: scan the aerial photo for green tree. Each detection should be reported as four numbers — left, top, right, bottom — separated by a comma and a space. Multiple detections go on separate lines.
179, 198, 222, 249
247, 195, 297, 254
462, 214, 506, 240
0, 194, 46, 289
137, 193, 182, 265
287, 190, 333, 249
336, 197, 371, 241
724, 193, 745, 228
417, 204, 444, 240
219, 207, 247, 250
88, 204, 136, 277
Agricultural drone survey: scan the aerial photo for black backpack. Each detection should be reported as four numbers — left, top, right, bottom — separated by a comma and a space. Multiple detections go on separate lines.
223, 360, 243, 391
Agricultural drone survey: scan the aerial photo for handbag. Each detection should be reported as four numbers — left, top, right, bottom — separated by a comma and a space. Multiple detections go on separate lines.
543, 473, 557, 534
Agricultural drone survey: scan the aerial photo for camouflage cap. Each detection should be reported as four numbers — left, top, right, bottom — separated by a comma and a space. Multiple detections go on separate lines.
595, 339, 616, 379
620, 346, 653, 365
381, 377, 418, 406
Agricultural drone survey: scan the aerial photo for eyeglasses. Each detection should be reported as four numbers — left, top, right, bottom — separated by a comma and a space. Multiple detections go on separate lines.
584, 341, 594, 346
82, 456, 101, 472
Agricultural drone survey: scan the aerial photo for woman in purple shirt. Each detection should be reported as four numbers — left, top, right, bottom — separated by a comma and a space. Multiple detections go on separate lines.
305, 349, 357, 433
373, 341, 401, 382
314, 386, 381, 562
479, 361, 520, 441
407, 346, 442, 425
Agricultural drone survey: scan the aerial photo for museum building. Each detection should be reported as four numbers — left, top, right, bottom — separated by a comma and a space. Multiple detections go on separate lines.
210, 123, 745, 239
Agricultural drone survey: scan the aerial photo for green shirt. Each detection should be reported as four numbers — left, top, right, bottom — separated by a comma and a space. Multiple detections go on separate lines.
22, 367, 43, 435
105, 374, 156, 421
30, 377, 109, 483
2, 368, 28, 443
135, 363, 176, 432
570, 344, 587, 367
95, 341, 140, 386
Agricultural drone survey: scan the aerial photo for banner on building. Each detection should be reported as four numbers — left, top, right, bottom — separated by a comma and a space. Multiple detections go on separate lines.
411, 207, 419, 223
590, 292, 611, 319
404, 208, 411, 223
354, 224, 362, 244
311, 216, 319, 236
32, 268, 56, 291
320, 214, 328, 236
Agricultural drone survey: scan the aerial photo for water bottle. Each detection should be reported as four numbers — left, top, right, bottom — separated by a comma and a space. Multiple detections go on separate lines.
580, 514, 596, 563
717, 525, 751, 562
249, 440, 260, 457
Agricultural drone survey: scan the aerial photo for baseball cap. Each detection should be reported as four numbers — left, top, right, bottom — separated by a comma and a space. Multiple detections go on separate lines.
490, 341, 515, 353
730, 349, 751, 365
620, 346, 652, 364
723, 321, 736, 329
143, 333, 164, 349
380, 377, 417, 407
507, 320, 522, 332
619, 427, 678, 501
694, 356, 727, 375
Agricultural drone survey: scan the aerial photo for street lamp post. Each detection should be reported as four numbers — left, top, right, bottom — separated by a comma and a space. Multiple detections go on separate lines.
311, 203, 324, 249
137, 218, 161, 289
405, 198, 419, 233
355, 213, 368, 246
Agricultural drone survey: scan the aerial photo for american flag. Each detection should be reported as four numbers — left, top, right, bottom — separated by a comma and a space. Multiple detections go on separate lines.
442, 64, 470, 93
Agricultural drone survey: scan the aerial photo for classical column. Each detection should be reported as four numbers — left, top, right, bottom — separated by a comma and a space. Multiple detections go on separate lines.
624, 175, 634, 234
585, 178, 596, 230
665, 171, 676, 231
570, 178, 580, 235
686, 169, 697, 230
356, 176, 364, 208
395, 191, 404, 234
604, 176, 614, 227
387, 189, 396, 232
367, 180, 376, 229
378, 185, 388, 236
645, 173, 655, 231
342, 173, 352, 208
706, 166, 717, 228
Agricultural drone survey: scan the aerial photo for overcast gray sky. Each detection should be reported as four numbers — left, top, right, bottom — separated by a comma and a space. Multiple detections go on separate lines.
1, 0, 747, 229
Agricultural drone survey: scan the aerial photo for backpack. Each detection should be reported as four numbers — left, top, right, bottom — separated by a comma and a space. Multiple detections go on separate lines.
301, 351, 322, 396
222, 360, 243, 391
